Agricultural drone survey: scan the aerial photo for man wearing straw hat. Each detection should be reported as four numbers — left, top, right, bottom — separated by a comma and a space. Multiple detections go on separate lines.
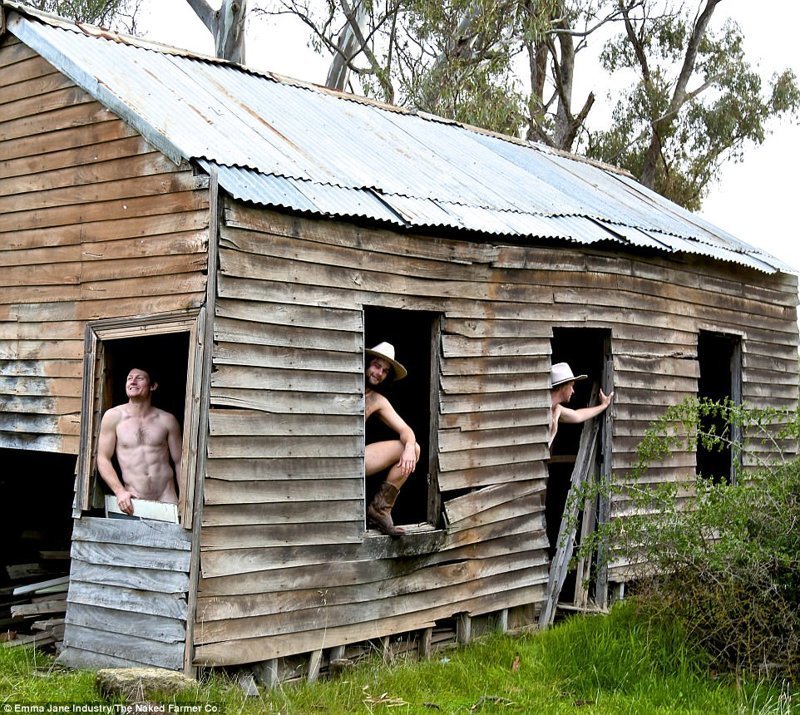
549, 362, 614, 449
364, 342, 421, 536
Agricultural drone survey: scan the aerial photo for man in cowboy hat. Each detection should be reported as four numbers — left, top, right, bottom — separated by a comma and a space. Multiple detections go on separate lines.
549, 362, 613, 449
364, 342, 420, 536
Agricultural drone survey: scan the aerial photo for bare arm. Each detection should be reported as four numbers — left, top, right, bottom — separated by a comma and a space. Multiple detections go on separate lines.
165, 412, 183, 497
375, 396, 419, 477
559, 389, 614, 425
96, 408, 138, 515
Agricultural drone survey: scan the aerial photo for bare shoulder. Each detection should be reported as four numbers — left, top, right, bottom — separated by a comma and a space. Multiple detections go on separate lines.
155, 408, 180, 427
100, 404, 124, 428
365, 390, 391, 418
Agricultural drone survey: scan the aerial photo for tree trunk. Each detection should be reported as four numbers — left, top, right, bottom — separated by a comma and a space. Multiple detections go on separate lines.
185, 0, 248, 63
639, 0, 721, 188
326, 0, 368, 91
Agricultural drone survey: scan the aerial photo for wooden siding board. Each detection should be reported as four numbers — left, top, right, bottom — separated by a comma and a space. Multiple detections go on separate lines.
209, 409, 361, 437
207, 434, 362, 459
68, 578, 188, 620
203, 477, 362, 504
0, 211, 208, 252
214, 315, 361, 353
206, 456, 363, 481
217, 296, 363, 331
211, 364, 361, 394
438, 461, 548, 492
201, 500, 362, 527
72, 516, 191, 550
70, 541, 191, 572
211, 388, 361, 415
225, 203, 502, 267
66, 602, 185, 644
443, 481, 545, 525
200, 522, 363, 550
63, 624, 184, 671
213, 339, 361, 373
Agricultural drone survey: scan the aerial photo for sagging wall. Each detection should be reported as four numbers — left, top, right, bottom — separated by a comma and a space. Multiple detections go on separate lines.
0, 35, 210, 454
193, 200, 799, 667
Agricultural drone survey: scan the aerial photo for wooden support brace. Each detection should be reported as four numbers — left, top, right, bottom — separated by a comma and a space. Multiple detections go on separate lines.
329, 645, 346, 661
307, 649, 323, 683
419, 627, 433, 658
252, 659, 279, 689
495, 608, 509, 633
457, 613, 472, 645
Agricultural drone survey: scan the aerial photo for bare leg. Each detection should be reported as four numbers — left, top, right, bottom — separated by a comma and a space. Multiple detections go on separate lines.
365, 440, 420, 536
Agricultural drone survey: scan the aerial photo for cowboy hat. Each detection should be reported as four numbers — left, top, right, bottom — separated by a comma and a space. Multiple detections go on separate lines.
550, 362, 587, 388
365, 342, 408, 381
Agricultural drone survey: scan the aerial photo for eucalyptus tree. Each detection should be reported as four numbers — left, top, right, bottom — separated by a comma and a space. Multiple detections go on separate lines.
253, 0, 798, 209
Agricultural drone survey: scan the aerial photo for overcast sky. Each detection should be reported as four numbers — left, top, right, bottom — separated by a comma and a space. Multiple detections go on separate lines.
138, 0, 800, 272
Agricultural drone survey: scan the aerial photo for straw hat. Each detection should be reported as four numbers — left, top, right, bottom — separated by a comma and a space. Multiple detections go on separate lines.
550, 362, 587, 388
366, 342, 408, 381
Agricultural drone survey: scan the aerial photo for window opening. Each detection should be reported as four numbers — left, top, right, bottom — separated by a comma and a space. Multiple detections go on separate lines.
77, 314, 199, 527
363, 306, 441, 529
697, 331, 742, 484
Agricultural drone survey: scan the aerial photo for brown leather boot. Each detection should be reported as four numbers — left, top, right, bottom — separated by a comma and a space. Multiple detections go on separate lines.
367, 482, 404, 536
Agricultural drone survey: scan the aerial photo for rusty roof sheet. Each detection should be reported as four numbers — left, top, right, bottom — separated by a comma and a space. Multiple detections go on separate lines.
5, 2, 794, 274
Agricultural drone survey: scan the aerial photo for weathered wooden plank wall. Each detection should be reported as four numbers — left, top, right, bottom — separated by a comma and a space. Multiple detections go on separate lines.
59, 517, 191, 669
0, 36, 210, 454
193, 203, 798, 666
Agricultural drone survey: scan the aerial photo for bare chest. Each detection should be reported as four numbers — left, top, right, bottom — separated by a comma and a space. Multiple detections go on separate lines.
116, 415, 167, 449
365, 391, 380, 420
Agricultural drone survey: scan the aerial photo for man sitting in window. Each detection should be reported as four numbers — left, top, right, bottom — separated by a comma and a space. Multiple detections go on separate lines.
364, 342, 421, 536
97, 366, 182, 516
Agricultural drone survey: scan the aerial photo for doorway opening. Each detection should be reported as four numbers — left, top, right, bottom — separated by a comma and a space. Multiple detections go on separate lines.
697, 331, 742, 484
364, 306, 441, 528
547, 327, 612, 601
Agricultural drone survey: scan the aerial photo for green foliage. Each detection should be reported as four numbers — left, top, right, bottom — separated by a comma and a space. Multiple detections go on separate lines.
588, 14, 800, 210
580, 398, 800, 681
26, 0, 139, 31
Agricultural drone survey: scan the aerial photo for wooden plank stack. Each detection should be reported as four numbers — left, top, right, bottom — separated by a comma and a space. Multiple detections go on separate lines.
3, 574, 69, 650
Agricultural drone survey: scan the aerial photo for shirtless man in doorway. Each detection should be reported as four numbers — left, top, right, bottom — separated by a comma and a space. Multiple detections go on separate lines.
364, 342, 420, 536
97, 366, 182, 516
549, 362, 613, 449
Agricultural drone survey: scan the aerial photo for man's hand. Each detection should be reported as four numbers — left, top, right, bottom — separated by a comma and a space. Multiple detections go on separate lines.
397, 443, 419, 478
599, 389, 614, 408
115, 488, 139, 515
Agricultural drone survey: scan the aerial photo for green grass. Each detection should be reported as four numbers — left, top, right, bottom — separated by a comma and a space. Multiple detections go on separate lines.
1, 602, 796, 714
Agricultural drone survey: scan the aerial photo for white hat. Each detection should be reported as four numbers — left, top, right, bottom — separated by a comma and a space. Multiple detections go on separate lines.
366, 342, 408, 381
550, 362, 587, 388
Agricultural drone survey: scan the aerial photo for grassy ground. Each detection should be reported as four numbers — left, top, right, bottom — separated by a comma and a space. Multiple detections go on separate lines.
1, 602, 796, 714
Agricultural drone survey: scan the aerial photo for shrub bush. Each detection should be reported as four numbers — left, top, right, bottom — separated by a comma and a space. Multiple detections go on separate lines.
582, 398, 800, 680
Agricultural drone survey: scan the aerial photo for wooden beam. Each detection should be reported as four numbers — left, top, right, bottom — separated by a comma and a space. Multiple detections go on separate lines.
307, 649, 323, 683
539, 402, 600, 629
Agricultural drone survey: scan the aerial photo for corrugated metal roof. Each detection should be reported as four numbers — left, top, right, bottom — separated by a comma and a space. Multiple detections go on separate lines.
5, 2, 794, 274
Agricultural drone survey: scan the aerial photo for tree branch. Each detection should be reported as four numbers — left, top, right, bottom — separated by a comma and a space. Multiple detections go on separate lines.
184, 0, 214, 33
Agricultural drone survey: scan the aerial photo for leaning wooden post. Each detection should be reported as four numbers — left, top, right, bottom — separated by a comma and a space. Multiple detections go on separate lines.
539, 414, 600, 629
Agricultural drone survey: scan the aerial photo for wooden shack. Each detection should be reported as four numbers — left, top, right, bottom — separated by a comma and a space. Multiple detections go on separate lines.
2, 1, 798, 678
